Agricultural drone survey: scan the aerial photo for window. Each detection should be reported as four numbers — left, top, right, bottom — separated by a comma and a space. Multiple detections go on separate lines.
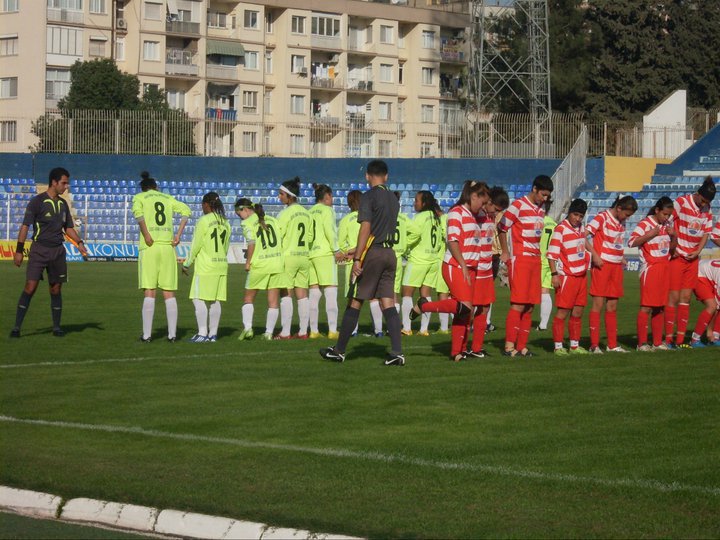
144, 1, 161, 20
422, 30, 435, 49
143, 40, 159, 61
421, 104, 434, 123
290, 134, 304, 155
421, 67, 433, 85
48, 0, 81, 8
89, 37, 106, 57
46, 26, 83, 56
399, 63, 404, 84
1, 0, 19, 12
242, 91, 257, 113
378, 102, 391, 121
265, 12, 273, 33
290, 95, 305, 114
380, 25, 393, 44
166, 89, 185, 109
264, 91, 271, 114
46, 68, 71, 100
143, 83, 159, 94
379, 139, 391, 157
244, 51, 258, 70
0, 121, 16, 143
0, 35, 18, 56
379, 64, 393, 83
89, 0, 105, 13
311, 16, 340, 37
291, 54, 305, 73
244, 10, 258, 29
0, 77, 18, 99
265, 51, 272, 74
177, 9, 190, 21
421, 141, 434, 157
243, 131, 256, 152
115, 37, 125, 60
207, 11, 227, 28
291, 15, 305, 34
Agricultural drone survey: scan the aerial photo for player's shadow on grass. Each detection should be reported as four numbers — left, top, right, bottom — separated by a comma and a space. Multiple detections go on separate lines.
22, 322, 104, 337
346, 341, 393, 360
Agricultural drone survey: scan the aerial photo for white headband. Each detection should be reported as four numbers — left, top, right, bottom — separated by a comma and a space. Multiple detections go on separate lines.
280, 185, 297, 198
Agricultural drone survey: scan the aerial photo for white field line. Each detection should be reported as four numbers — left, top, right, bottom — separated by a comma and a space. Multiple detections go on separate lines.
2, 415, 718, 497
0, 346, 430, 370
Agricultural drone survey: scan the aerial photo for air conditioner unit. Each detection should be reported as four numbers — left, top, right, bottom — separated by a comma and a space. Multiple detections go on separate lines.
116, 18, 127, 30
298, 67, 308, 75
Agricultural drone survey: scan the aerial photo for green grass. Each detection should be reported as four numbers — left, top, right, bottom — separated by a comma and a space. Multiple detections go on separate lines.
1, 261, 719, 538
0, 512, 153, 539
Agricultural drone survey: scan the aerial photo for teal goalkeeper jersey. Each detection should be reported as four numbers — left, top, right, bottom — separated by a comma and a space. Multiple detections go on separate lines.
338, 211, 361, 253
184, 212, 231, 275
309, 203, 338, 259
241, 213, 284, 273
277, 203, 314, 258
132, 190, 192, 250
407, 211, 444, 264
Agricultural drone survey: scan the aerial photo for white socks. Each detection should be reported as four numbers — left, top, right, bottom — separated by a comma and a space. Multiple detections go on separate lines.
540, 292, 552, 330
193, 299, 208, 336
165, 297, 178, 339
419, 296, 431, 333
309, 288, 322, 333
370, 300, 383, 334
439, 312, 449, 332
209, 301, 221, 337
401, 296, 414, 331
242, 303, 254, 331
265, 307, 279, 335
297, 297, 309, 336
142, 297, 155, 340
280, 296, 293, 337
325, 287, 338, 333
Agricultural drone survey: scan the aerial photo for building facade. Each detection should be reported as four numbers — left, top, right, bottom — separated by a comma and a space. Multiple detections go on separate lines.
0, 0, 470, 158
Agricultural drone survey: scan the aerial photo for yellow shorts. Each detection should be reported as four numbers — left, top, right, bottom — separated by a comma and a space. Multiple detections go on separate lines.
246, 269, 290, 290
434, 258, 449, 294
285, 255, 310, 289
189, 273, 227, 302
402, 261, 437, 289
309, 255, 338, 287
138, 244, 177, 291
394, 256, 404, 295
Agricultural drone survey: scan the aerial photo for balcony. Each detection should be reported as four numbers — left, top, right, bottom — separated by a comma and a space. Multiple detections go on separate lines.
206, 64, 240, 80
347, 79, 374, 92
165, 49, 198, 76
346, 113, 367, 128
311, 116, 341, 128
311, 77, 344, 90
47, 7, 83, 23
206, 108, 237, 121
166, 20, 200, 35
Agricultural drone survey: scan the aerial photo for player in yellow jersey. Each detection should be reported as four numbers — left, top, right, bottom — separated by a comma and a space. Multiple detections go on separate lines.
431, 208, 451, 334
235, 198, 289, 341
181, 192, 231, 343
276, 177, 314, 339
308, 183, 343, 339
132, 171, 191, 342
401, 191, 444, 335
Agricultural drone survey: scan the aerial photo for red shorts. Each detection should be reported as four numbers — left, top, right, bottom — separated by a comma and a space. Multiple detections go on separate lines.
507, 256, 541, 305
555, 274, 587, 309
694, 277, 719, 303
590, 262, 624, 299
639, 262, 670, 307
443, 263, 475, 304
473, 275, 495, 306
669, 257, 699, 291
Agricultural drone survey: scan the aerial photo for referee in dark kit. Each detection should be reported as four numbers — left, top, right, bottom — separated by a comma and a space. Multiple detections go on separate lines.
319, 159, 405, 366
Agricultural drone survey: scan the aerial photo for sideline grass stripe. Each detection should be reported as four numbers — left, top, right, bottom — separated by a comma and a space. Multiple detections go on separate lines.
2, 414, 718, 497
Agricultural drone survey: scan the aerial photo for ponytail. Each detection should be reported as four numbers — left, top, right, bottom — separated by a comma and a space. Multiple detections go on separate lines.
455, 180, 490, 208
312, 183, 332, 203
417, 190, 441, 224
234, 197, 267, 230
610, 194, 638, 213
648, 195, 673, 217
202, 191, 226, 221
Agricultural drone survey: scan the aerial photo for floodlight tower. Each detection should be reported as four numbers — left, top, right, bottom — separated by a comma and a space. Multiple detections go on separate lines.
467, 0, 553, 149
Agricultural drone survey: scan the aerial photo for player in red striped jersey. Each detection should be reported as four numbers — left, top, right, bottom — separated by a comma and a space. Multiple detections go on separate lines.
666, 177, 715, 348
497, 175, 554, 357
586, 195, 638, 354
410, 181, 491, 361
713, 220, 720, 246
689, 259, 720, 347
546, 199, 590, 355
628, 197, 676, 351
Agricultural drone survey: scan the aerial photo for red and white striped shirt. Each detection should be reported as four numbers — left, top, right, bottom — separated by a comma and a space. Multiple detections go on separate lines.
712, 220, 720, 242
629, 216, 672, 270
476, 211, 496, 278
698, 259, 720, 303
546, 219, 589, 276
586, 210, 626, 264
499, 196, 545, 257
444, 205, 482, 268
671, 194, 713, 258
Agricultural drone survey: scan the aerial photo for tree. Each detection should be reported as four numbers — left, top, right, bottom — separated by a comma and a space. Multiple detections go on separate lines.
58, 58, 140, 110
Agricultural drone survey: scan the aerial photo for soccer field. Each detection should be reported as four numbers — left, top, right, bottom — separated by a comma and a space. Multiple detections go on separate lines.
1, 261, 719, 538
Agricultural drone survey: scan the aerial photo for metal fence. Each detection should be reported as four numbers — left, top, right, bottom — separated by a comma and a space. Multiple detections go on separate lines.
550, 127, 587, 220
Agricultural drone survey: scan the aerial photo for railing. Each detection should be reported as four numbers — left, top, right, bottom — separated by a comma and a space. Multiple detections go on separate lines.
165, 49, 198, 76
47, 7, 83, 23
550, 127, 587, 220
206, 64, 240, 80
311, 77, 344, 90
206, 108, 237, 121
347, 79, 374, 91
165, 20, 201, 34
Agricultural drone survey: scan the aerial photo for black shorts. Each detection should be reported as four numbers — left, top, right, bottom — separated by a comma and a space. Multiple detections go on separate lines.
27, 243, 68, 283
351, 247, 396, 301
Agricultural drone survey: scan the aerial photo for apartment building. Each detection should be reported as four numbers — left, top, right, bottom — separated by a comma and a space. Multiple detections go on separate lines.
0, 0, 470, 157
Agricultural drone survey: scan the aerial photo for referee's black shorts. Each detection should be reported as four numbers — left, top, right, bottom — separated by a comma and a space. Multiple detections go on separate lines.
353, 246, 396, 301
27, 243, 68, 283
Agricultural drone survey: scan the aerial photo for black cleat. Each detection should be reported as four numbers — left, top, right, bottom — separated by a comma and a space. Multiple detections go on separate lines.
384, 352, 405, 366
409, 297, 428, 321
9, 328, 20, 338
139, 335, 152, 343
465, 349, 487, 358
167, 336, 177, 343
319, 347, 345, 363
52, 328, 65, 337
